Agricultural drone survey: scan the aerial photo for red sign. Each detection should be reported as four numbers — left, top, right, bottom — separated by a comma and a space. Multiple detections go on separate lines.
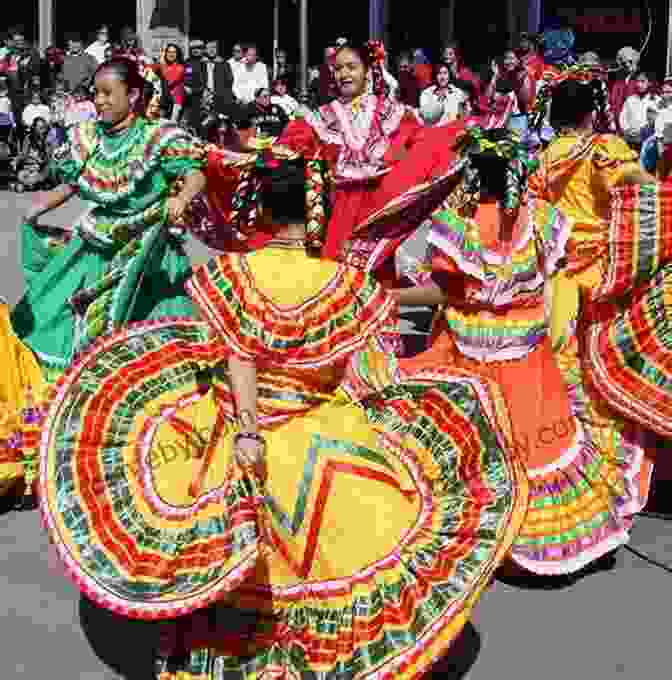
555, 7, 643, 34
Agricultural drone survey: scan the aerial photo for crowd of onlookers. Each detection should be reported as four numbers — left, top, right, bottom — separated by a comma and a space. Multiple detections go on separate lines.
1, 21, 671, 192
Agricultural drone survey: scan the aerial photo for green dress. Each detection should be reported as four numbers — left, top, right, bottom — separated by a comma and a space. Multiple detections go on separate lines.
12, 117, 205, 382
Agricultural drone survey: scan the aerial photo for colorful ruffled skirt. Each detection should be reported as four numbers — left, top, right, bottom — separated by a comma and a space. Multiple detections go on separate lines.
0, 299, 46, 500
39, 318, 528, 678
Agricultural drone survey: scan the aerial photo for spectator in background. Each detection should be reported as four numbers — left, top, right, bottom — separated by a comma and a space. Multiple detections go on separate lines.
317, 46, 336, 105
273, 48, 296, 92
64, 85, 97, 127
47, 77, 69, 147
184, 39, 207, 131
412, 48, 433, 90
0, 77, 16, 134
62, 34, 98, 92
442, 41, 481, 98
86, 25, 111, 65
395, 52, 420, 107
578, 51, 601, 67
160, 43, 185, 122
42, 46, 65, 90
271, 78, 298, 116
486, 48, 533, 114
22, 90, 51, 128
620, 71, 658, 149
242, 86, 288, 137
610, 46, 640, 132
233, 44, 269, 105
228, 44, 244, 80
11, 116, 51, 192
202, 39, 235, 115
419, 63, 467, 126
518, 32, 545, 97
13, 34, 41, 91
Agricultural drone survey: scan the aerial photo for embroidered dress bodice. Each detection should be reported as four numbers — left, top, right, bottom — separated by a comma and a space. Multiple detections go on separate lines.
302, 94, 406, 182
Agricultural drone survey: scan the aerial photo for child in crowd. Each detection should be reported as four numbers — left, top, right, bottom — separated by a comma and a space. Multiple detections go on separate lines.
64, 85, 97, 127
22, 90, 51, 128
11, 116, 51, 192
270, 77, 299, 116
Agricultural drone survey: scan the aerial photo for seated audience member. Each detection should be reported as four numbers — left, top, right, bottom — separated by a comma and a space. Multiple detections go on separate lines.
242, 87, 289, 136
11, 116, 51, 191
64, 85, 97, 127
270, 78, 299, 116
22, 90, 51, 128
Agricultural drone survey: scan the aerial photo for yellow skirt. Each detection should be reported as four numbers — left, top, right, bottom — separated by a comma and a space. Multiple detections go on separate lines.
0, 300, 47, 496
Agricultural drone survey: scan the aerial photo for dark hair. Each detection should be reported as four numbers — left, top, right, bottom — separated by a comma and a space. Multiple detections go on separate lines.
550, 79, 601, 129
164, 43, 184, 64
471, 154, 509, 198
633, 71, 651, 81
259, 160, 307, 223
65, 33, 82, 44
494, 77, 516, 95
242, 43, 257, 52
94, 58, 148, 115
454, 78, 475, 100
433, 62, 452, 86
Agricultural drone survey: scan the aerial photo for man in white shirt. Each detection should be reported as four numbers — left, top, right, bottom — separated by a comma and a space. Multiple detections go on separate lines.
620, 72, 658, 147
233, 44, 269, 105
228, 44, 244, 80
85, 26, 110, 64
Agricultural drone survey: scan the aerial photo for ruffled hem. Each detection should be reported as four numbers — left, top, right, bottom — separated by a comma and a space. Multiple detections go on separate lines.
592, 183, 672, 302
39, 318, 527, 677
510, 405, 647, 575
583, 264, 672, 438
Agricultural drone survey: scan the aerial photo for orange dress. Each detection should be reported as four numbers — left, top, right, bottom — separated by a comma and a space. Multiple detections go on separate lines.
400, 197, 649, 575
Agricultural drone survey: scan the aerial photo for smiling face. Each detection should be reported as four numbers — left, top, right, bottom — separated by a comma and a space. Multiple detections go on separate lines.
165, 46, 178, 63
442, 47, 457, 65
94, 68, 137, 126
436, 65, 451, 89
273, 80, 287, 96
635, 74, 650, 95
334, 48, 368, 101
502, 50, 519, 71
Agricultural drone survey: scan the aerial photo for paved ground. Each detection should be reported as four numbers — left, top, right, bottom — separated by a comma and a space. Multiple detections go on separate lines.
1, 192, 672, 679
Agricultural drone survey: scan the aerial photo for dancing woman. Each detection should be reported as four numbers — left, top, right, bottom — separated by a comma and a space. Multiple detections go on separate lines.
12, 58, 206, 384
39, 142, 528, 678
529, 70, 672, 456
393, 121, 655, 576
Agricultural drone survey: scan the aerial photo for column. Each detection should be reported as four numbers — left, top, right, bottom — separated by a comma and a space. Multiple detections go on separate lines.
38, 0, 54, 52
299, 0, 308, 95
137, 0, 156, 54
668, 0, 672, 77
369, 0, 384, 41
438, 1, 457, 44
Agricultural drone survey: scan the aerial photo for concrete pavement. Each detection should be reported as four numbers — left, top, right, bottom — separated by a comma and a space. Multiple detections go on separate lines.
1, 192, 672, 679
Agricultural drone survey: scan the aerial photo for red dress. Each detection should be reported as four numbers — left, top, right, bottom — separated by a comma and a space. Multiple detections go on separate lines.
281, 96, 467, 278
161, 62, 186, 106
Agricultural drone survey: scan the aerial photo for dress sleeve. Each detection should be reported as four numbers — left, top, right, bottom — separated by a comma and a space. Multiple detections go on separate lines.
592, 134, 640, 188
49, 121, 96, 185
156, 123, 206, 180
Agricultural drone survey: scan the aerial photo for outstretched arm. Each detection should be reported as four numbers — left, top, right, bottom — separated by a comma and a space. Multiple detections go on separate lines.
23, 183, 77, 224
389, 281, 450, 307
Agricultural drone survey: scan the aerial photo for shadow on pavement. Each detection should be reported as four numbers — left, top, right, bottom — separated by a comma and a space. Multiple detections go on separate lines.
424, 622, 481, 678
79, 595, 159, 679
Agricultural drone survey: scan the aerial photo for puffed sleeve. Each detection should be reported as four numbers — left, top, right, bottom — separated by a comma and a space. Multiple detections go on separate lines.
155, 122, 206, 180
49, 120, 97, 185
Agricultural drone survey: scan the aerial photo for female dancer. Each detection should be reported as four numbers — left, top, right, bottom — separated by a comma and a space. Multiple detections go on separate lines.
529, 72, 672, 447
12, 58, 206, 384
272, 39, 475, 283
393, 120, 655, 577
39, 142, 528, 679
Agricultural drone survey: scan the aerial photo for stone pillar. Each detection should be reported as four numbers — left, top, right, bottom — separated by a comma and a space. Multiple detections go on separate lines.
438, 1, 457, 45
38, 0, 54, 52
137, 0, 156, 55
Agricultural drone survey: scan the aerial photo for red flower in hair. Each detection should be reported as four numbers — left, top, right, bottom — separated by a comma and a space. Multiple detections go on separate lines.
367, 40, 386, 65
